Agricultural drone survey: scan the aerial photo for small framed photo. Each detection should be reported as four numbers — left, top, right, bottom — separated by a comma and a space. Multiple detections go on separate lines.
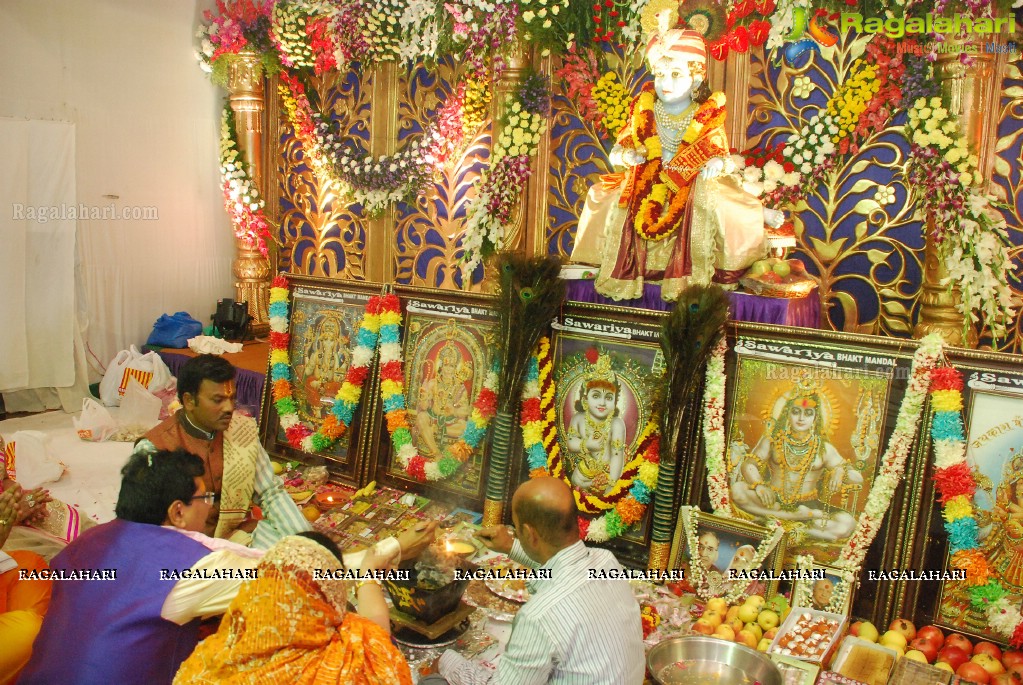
771, 654, 820, 685
669, 506, 788, 601
791, 557, 855, 616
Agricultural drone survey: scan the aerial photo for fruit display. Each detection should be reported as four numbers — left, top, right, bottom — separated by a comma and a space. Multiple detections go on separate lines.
740, 257, 818, 298
688, 593, 790, 651
847, 618, 1023, 684
768, 609, 846, 663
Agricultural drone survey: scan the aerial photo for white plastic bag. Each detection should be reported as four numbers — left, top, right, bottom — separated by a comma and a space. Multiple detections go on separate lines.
73, 397, 118, 442
118, 378, 162, 432
7, 430, 65, 487
98, 345, 174, 406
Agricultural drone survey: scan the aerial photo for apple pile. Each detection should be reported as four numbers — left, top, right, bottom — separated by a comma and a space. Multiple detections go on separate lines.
691, 594, 791, 652
849, 618, 1023, 684
744, 257, 808, 285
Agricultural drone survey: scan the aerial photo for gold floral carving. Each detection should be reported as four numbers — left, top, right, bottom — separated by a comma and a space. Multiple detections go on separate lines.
992, 59, 1023, 353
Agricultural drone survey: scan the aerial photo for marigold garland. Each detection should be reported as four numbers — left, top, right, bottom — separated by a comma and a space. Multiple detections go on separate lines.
269, 278, 497, 481
928, 364, 1023, 647
520, 337, 660, 543
269, 275, 379, 453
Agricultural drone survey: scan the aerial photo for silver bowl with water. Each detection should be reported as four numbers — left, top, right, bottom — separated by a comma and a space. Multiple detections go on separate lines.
647, 636, 782, 685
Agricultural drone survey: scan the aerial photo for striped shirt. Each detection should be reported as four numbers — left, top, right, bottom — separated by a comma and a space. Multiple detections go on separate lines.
439, 540, 645, 685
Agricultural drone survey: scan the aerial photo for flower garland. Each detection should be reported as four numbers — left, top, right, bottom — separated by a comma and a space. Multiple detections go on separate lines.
680, 505, 786, 604
520, 337, 660, 543
378, 294, 501, 482
835, 333, 942, 569
268, 275, 380, 453
220, 108, 274, 257
928, 366, 1023, 647
702, 337, 729, 516
701, 333, 943, 570
791, 554, 854, 613
461, 73, 550, 278
269, 281, 498, 480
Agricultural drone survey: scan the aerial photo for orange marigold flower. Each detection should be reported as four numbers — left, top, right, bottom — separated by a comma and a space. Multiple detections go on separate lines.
951, 549, 993, 586
386, 409, 409, 432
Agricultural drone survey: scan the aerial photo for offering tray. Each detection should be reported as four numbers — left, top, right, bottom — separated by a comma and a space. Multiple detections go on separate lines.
390, 600, 475, 642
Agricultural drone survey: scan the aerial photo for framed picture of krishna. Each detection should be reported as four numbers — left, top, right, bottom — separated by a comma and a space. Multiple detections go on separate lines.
537, 304, 665, 565
696, 323, 921, 623
370, 286, 499, 505
905, 350, 1023, 644
259, 276, 384, 485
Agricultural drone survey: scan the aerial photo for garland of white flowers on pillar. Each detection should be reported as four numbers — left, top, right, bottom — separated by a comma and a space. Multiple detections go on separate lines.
700, 333, 944, 572
220, 108, 274, 256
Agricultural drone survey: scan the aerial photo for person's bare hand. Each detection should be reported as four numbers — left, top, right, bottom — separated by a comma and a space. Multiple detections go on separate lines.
395, 521, 438, 560
16, 487, 51, 524
0, 486, 21, 547
476, 525, 514, 554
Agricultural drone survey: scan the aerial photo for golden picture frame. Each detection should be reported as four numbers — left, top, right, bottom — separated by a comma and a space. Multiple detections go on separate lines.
790, 559, 855, 616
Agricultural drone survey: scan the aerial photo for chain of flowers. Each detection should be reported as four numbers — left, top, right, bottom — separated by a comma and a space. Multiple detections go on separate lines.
835, 332, 942, 569
268, 275, 380, 452
928, 365, 1023, 647
520, 337, 660, 543
680, 505, 786, 604
702, 336, 730, 515
269, 281, 499, 478
792, 554, 854, 613
461, 73, 550, 278
220, 108, 274, 257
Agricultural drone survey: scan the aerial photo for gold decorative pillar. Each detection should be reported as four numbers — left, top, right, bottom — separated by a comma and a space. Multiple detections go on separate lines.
913, 42, 999, 348
227, 52, 271, 333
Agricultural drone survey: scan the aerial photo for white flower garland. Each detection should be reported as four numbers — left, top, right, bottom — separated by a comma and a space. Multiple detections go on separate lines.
679, 506, 785, 604
701, 334, 943, 572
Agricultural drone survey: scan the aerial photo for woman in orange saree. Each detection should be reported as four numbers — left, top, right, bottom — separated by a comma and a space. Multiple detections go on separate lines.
174, 533, 412, 685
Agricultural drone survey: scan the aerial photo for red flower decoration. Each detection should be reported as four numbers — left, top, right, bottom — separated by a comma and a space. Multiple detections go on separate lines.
934, 462, 977, 502
269, 331, 291, 349
1012, 621, 1023, 649
749, 19, 771, 47
272, 274, 289, 289
585, 347, 600, 364
577, 516, 590, 540
520, 397, 542, 424
346, 364, 371, 385
754, 0, 776, 14
474, 388, 497, 415
377, 361, 403, 382
930, 367, 964, 392
708, 36, 730, 61
408, 456, 427, 482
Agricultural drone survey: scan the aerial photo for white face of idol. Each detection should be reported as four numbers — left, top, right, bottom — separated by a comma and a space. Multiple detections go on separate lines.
653, 57, 696, 107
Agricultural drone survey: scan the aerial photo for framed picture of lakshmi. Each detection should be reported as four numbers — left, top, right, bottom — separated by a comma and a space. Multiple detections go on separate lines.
371, 286, 498, 505
258, 276, 384, 485
697, 323, 920, 622
543, 305, 665, 561
907, 351, 1023, 643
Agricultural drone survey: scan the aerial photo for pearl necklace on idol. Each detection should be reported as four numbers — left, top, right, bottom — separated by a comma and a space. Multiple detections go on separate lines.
654, 99, 698, 159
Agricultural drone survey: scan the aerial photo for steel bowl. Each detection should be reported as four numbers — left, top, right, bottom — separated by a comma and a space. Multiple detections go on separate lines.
647, 636, 782, 685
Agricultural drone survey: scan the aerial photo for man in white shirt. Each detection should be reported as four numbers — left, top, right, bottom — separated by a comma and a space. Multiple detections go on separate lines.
425, 477, 645, 685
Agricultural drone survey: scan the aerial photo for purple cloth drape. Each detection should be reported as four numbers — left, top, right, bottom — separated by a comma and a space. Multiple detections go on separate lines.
158, 350, 266, 414
564, 279, 820, 328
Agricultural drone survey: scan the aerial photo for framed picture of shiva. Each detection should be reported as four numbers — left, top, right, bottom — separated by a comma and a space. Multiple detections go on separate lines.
713, 325, 918, 569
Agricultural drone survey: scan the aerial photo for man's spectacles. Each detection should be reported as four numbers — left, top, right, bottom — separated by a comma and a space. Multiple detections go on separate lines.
190, 492, 220, 505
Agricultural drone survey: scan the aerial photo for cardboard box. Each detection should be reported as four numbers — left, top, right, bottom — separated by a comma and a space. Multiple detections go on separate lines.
886, 658, 952, 685
768, 608, 848, 664
831, 636, 898, 685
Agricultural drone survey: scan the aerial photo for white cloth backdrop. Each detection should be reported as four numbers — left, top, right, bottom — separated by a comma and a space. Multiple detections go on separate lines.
0, 119, 81, 400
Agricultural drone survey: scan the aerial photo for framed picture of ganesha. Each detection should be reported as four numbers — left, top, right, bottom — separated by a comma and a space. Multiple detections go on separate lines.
259, 276, 384, 486
712, 326, 918, 573
370, 287, 499, 505
546, 307, 664, 554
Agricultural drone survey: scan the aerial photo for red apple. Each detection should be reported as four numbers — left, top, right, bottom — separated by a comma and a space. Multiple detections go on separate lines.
889, 618, 917, 641
959, 661, 993, 684
973, 653, 1007, 676
976, 642, 1005, 662
917, 625, 945, 649
910, 636, 941, 663
947, 633, 975, 654
938, 646, 971, 671
1009, 663, 1023, 682
991, 673, 1022, 685
1004, 652, 1023, 670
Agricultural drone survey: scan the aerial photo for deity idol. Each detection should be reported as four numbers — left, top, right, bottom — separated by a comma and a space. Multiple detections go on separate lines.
576, 11, 779, 301
566, 352, 627, 495
730, 377, 864, 542
414, 341, 473, 458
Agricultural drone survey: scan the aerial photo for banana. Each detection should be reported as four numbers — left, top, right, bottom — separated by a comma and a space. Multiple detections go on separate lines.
354, 481, 377, 499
